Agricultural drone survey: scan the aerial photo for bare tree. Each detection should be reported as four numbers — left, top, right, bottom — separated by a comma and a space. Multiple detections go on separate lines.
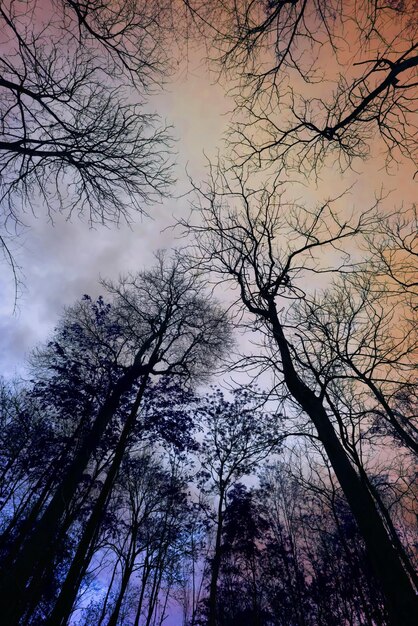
365, 205, 418, 296
185, 1, 417, 175
290, 269, 417, 454
90, 449, 191, 626
256, 457, 390, 626
180, 165, 418, 625
0, 0, 174, 273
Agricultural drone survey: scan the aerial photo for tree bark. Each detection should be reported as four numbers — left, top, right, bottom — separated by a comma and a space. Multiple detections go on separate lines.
45, 375, 150, 626
106, 555, 135, 626
0, 353, 153, 625
267, 300, 417, 626
207, 488, 225, 626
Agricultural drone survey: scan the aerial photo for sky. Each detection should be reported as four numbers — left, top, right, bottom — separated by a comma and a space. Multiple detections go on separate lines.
0, 4, 416, 626
0, 54, 231, 379
0, 1, 416, 384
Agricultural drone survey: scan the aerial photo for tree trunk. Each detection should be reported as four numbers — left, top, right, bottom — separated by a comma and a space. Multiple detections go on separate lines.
97, 556, 120, 626
45, 376, 149, 626
0, 468, 55, 566
133, 553, 152, 626
144, 553, 166, 626
267, 301, 417, 626
207, 488, 225, 626
0, 405, 95, 565
106, 557, 135, 626
0, 354, 153, 625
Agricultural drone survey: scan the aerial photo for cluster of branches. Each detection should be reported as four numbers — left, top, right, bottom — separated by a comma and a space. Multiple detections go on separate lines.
186, 0, 417, 175
0, 2, 417, 625
176, 15, 417, 626
0, 254, 232, 625
0, 0, 175, 276
192, 461, 398, 626
0, 234, 416, 625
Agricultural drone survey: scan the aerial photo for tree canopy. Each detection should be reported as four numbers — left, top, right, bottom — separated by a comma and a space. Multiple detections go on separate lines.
0, 2, 417, 625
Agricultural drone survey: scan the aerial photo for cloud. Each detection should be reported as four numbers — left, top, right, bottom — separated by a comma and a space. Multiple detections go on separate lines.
0, 60, 230, 379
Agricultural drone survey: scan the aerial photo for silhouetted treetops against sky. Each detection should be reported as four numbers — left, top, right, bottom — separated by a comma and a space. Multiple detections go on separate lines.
0, 1, 416, 625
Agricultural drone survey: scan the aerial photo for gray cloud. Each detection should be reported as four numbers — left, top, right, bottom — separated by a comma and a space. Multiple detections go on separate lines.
0, 66, 229, 379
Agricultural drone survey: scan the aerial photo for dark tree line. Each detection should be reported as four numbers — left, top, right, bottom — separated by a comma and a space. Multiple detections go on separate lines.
200, 464, 391, 626
2, 350, 415, 626
0, 255, 231, 624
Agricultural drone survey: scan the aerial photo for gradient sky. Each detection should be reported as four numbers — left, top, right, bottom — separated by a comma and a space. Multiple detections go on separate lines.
0, 2, 416, 381
0, 6, 416, 626
0, 52, 230, 378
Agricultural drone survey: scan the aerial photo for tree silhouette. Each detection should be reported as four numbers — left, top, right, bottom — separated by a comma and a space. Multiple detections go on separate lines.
181, 166, 418, 625
196, 387, 281, 626
0, 255, 231, 624
185, 0, 417, 175
0, 0, 174, 277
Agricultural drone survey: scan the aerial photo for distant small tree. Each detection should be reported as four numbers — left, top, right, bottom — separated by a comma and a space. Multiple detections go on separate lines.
216, 483, 272, 626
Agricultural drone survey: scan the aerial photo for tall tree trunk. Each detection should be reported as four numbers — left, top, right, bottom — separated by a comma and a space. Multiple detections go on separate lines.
207, 488, 225, 626
133, 553, 152, 626
325, 388, 418, 588
0, 405, 94, 565
143, 504, 173, 626
0, 353, 153, 625
357, 462, 418, 589
105, 519, 140, 626
46, 376, 149, 626
97, 556, 120, 626
144, 553, 166, 626
0, 468, 55, 565
267, 301, 417, 626
106, 556, 135, 626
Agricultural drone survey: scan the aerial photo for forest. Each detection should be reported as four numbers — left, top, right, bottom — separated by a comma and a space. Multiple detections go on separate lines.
0, 1, 416, 625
